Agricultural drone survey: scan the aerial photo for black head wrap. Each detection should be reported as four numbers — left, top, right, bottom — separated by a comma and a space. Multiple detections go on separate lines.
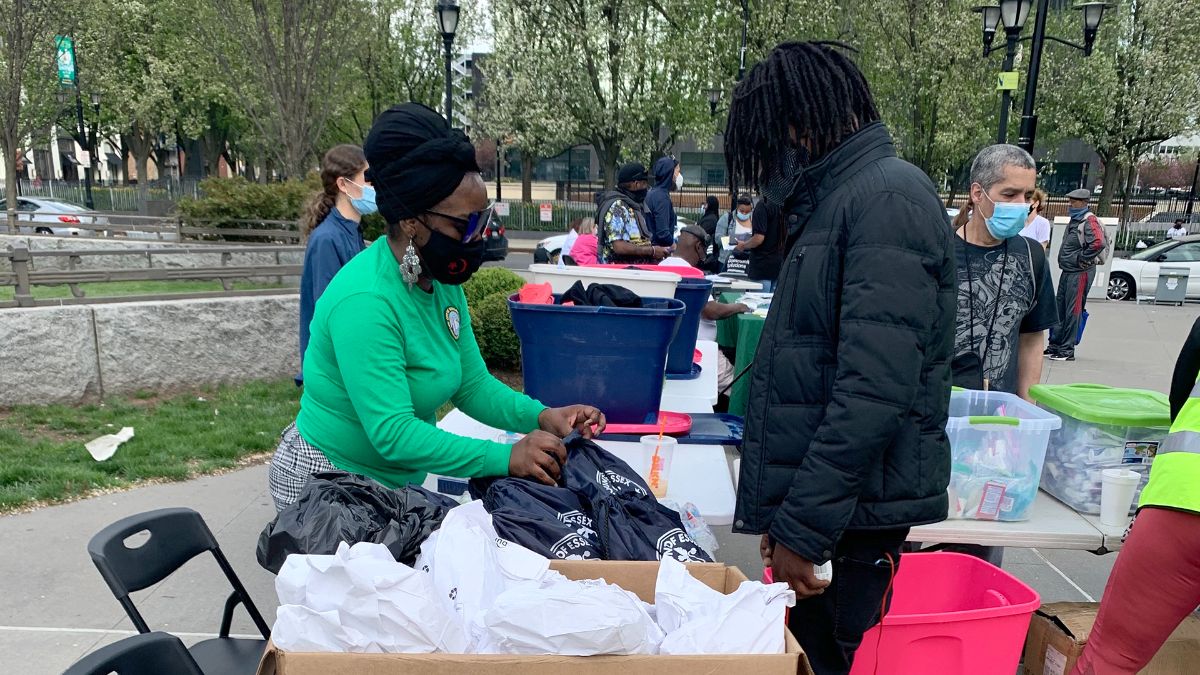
363, 102, 481, 224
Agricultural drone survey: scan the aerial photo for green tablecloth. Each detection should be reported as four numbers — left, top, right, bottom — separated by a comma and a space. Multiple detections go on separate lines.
717, 292, 765, 417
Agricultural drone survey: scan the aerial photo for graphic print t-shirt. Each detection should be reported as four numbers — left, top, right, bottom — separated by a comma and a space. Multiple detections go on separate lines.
954, 235, 1058, 394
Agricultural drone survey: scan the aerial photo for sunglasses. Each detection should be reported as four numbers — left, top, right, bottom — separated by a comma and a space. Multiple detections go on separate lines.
426, 202, 495, 243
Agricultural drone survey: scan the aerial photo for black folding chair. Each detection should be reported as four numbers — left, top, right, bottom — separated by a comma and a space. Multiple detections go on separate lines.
87, 508, 270, 675
63, 631, 204, 675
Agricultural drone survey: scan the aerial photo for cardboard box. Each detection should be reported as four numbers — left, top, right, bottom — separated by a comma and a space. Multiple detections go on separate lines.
257, 560, 811, 675
1023, 602, 1200, 675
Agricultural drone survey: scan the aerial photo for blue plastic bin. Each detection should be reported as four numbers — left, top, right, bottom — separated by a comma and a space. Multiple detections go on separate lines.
509, 294, 685, 424
665, 278, 714, 377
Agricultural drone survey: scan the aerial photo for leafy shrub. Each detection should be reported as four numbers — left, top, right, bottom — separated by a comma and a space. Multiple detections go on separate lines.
463, 267, 525, 308
177, 175, 388, 241
177, 176, 316, 226
470, 291, 522, 370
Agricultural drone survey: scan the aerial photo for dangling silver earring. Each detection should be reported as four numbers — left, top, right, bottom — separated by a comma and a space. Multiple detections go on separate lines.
400, 241, 421, 287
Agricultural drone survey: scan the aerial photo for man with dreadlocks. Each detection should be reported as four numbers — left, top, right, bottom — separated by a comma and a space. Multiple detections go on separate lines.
728, 42, 956, 674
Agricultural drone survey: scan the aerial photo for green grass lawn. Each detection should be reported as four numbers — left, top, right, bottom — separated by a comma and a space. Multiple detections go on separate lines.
0, 279, 292, 302
0, 378, 301, 512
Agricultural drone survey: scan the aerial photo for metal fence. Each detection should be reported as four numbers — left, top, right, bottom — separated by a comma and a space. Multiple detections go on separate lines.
0, 242, 302, 308
2, 179, 203, 212
2, 211, 303, 244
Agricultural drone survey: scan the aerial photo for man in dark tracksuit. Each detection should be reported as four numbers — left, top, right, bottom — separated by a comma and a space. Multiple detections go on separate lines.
725, 43, 957, 675
1048, 188, 1106, 361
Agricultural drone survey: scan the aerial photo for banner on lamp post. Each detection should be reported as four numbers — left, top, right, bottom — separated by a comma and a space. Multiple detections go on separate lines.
55, 36, 77, 86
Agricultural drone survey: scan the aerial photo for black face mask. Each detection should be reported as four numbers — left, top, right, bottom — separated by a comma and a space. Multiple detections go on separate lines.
627, 187, 649, 203
419, 227, 486, 285
759, 145, 811, 207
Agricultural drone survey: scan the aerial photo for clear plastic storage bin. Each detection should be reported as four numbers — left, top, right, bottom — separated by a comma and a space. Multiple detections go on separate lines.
946, 390, 1062, 521
1030, 384, 1171, 515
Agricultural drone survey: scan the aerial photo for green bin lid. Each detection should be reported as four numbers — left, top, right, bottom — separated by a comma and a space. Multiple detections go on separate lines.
1028, 383, 1170, 428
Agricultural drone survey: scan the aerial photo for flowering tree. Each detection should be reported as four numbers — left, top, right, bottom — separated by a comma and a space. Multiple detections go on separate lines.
1037, 0, 1200, 218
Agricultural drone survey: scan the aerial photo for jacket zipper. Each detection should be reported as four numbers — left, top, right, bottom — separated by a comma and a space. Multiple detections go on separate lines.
786, 246, 807, 327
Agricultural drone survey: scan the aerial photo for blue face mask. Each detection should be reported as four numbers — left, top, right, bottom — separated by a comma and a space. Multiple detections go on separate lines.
1068, 205, 1089, 219
735, 211, 751, 222
347, 182, 378, 216
980, 191, 1027, 240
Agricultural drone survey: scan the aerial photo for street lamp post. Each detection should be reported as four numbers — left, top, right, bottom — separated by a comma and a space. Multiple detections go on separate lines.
975, 1, 1031, 144
435, 1, 460, 126
708, 88, 722, 117
58, 88, 95, 209
973, 1, 1110, 154
737, 0, 750, 81
89, 92, 101, 188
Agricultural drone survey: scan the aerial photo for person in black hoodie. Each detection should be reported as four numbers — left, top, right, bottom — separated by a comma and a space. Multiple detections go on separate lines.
726, 42, 956, 675
645, 156, 681, 247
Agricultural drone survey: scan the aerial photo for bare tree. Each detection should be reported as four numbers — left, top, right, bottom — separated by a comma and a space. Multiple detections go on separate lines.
207, 0, 352, 179
0, 0, 59, 231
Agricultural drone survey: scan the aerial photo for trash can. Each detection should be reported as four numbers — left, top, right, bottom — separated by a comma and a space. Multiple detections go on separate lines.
1154, 266, 1189, 305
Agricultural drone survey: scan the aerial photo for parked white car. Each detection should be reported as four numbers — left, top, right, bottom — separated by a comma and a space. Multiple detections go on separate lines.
1108, 235, 1200, 301
0, 197, 108, 236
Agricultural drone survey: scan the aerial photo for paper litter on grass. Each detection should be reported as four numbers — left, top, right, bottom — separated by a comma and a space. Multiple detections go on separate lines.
85, 427, 134, 461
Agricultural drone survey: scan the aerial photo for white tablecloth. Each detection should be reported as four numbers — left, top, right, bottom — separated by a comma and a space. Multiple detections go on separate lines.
908, 491, 1109, 551
661, 340, 719, 407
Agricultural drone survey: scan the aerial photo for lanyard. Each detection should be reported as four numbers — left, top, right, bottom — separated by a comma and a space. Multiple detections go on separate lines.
960, 226, 1008, 391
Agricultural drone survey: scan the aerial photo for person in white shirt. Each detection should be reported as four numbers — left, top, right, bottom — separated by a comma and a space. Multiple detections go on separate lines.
1167, 219, 1188, 240
660, 225, 750, 398
1019, 187, 1051, 251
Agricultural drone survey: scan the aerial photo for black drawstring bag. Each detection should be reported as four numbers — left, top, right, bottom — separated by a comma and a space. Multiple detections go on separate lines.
471, 435, 713, 562
480, 478, 603, 560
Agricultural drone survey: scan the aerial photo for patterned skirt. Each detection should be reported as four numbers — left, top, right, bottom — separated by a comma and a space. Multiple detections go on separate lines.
268, 421, 336, 512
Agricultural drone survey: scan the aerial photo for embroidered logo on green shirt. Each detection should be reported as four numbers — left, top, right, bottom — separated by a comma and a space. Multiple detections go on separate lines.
445, 307, 461, 340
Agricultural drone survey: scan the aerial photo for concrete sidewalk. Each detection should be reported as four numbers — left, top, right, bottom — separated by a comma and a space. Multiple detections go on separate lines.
0, 467, 279, 673
4, 299, 1198, 673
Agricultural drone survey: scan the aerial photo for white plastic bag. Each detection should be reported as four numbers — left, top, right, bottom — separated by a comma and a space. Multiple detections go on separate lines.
481, 577, 664, 655
273, 541, 467, 653
415, 500, 551, 651
654, 557, 795, 655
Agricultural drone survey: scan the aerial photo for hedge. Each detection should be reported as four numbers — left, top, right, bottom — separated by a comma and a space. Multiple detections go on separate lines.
177, 176, 386, 240
463, 267, 525, 307
470, 291, 522, 370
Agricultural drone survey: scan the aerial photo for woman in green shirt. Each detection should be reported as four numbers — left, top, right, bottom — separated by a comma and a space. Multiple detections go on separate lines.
269, 103, 605, 510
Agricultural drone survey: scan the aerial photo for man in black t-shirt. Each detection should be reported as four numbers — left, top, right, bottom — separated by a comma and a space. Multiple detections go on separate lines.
735, 199, 784, 291
954, 144, 1057, 401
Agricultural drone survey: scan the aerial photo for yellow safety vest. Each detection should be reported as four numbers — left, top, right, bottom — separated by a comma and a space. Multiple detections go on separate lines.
1139, 382, 1200, 514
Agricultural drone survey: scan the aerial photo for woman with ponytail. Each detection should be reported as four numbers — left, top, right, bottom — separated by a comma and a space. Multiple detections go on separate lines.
297, 144, 373, 381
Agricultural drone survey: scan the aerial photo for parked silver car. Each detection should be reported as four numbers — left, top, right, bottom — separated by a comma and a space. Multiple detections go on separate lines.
0, 197, 108, 236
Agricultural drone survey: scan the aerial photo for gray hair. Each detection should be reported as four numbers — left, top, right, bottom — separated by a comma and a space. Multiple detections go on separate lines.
970, 144, 1036, 191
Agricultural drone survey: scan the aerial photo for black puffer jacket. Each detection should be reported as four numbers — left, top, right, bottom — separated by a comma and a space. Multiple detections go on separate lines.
734, 123, 957, 564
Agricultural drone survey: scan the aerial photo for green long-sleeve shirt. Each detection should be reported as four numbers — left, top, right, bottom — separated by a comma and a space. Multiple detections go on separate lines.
296, 239, 545, 488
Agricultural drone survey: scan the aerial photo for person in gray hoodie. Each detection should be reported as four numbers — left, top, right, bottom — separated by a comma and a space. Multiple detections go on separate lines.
645, 156, 682, 247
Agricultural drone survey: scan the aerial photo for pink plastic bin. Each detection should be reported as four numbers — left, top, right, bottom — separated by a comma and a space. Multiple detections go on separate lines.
766, 553, 1039, 675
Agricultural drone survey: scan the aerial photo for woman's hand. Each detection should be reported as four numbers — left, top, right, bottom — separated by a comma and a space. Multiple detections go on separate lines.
539, 405, 607, 439
508, 430, 567, 485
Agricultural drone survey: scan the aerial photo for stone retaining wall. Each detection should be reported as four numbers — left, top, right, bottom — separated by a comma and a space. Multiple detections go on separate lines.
0, 295, 299, 406
0, 234, 303, 274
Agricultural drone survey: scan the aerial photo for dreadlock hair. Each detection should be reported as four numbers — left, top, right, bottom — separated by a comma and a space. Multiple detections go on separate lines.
724, 41, 880, 196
